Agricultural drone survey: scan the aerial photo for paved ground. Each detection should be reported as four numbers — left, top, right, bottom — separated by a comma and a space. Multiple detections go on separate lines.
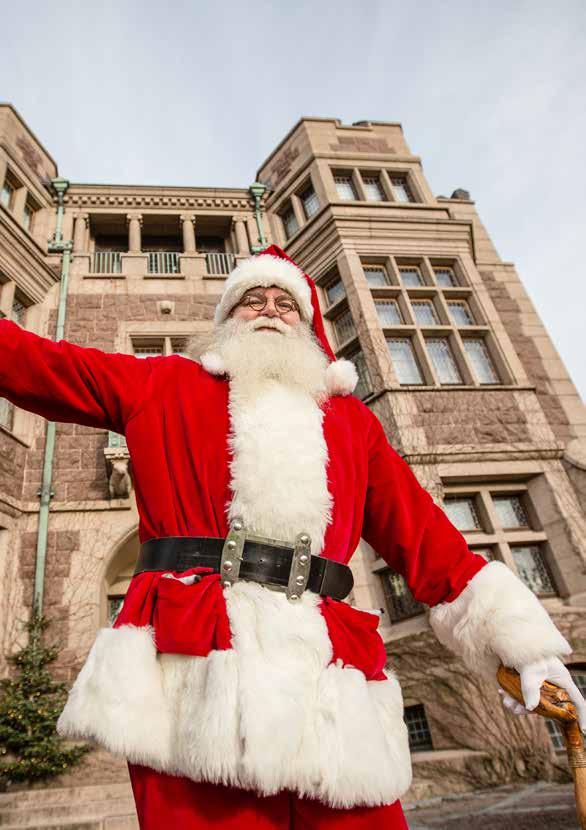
406, 782, 579, 829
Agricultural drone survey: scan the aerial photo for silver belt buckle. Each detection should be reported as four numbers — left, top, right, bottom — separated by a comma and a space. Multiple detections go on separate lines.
220, 519, 312, 603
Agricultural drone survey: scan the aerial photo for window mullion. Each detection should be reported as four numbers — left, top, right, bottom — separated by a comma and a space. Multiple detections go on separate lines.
379, 170, 395, 202
352, 170, 367, 201
409, 329, 433, 386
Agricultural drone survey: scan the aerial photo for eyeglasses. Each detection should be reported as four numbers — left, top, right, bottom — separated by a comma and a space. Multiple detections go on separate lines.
238, 293, 299, 315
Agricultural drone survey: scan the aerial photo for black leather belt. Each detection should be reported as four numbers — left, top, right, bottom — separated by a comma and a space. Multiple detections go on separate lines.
134, 534, 354, 601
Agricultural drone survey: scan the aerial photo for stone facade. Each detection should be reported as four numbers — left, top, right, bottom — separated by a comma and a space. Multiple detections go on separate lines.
1, 104, 586, 799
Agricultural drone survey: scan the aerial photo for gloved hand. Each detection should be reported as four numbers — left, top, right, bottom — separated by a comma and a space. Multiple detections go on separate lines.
498, 656, 586, 732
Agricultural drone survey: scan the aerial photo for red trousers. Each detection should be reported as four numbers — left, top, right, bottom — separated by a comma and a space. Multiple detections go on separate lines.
128, 764, 409, 829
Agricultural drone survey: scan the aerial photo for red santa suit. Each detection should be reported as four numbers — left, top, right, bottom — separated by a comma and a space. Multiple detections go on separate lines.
0, 245, 571, 829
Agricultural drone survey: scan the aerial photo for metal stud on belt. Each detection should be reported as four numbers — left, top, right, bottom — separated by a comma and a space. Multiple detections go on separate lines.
220, 517, 245, 588
287, 532, 312, 602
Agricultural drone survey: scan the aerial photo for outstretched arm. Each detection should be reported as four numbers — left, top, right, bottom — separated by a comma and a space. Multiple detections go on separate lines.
362, 411, 571, 676
0, 319, 156, 433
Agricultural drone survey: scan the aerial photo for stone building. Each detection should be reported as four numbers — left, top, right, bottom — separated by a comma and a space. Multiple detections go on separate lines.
1, 102, 586, 801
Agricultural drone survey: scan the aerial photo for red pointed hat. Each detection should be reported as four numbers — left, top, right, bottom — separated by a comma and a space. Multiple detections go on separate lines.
202, 244, 357, 396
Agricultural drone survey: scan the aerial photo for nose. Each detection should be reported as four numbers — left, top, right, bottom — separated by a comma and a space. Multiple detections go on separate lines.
259, 298, 280, 317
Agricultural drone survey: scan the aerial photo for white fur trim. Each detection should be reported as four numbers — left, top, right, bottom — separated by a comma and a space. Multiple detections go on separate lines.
56, 625, 172, 770
429, 561, 572, 674
200, 351, 226, 376
325, 359, 358, 396
227, 380, 332, 554
215, 255, 313, 323
57, 584, 411, 808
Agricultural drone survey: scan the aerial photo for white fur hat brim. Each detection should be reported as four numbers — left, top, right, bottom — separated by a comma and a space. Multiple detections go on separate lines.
214, 255, 313, 324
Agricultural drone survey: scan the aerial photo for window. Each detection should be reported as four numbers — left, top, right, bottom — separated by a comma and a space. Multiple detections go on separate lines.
300, 185, 319, 219
363, 266, 389, 287
281, 205, 299, 240
412, 300, 439, 326
463, 338, 499, 384
333, 309, 356, 345
362, 174, 385, 202
133, 337, 191, 358
108, 595, 125, 626
510, 545, 555, 595
443, 497, 482, 531
434, 266, 458, 287
398, 266, 423, 287
0, 398, 14, 431
172, 340, 187, 357
324, 277, 345, 307
349, 349, 372, 400
404, 705, 433, 752
390, 175, 415, 204
382, 571, 425, 622
492, 495, 529, 529
11, 296, 27, 327
387, 338, 424, 385
426, 338, 463, 385
1, 178, 15, 210
23, 202, 34, 232
375, 300, 403, 326
443, 484, 559, 597
448, 300, 475, 326
334, 175, 358, 201
547, 667, 586, 749
133, 344, 164, 358
472, 547, 495, 561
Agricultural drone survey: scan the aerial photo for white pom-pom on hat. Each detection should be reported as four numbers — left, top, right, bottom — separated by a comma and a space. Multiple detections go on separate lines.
325, 359, 358, 396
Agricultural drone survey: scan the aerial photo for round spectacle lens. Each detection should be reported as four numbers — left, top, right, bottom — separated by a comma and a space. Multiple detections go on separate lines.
241, 296, 298, 314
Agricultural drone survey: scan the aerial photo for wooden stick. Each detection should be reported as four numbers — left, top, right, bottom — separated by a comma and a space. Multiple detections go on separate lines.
497, 664, 586, 830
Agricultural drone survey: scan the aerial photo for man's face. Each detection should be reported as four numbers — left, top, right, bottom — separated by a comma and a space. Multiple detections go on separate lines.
230, 286, 301, 331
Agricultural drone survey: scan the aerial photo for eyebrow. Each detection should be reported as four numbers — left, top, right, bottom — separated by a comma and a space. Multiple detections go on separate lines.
242, 289, 295, 300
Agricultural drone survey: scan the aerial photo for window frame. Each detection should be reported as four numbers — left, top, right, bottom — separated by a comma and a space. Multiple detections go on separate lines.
441, 481, 558, 597
280, 201, 299, 240
332, 170, 359, 202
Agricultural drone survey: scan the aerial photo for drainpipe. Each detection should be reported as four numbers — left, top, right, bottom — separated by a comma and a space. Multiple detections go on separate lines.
248, 181, 268, 253
33, 176, 72, 614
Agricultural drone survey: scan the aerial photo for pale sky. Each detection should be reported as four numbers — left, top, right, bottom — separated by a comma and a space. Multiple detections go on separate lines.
2, 0, 585, 401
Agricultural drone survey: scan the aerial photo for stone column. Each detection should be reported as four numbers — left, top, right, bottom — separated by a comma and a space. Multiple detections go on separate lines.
73, 213, 88, 253
126, 212, 143, 253
180, 214, 196, 253
232, 214, 250, 255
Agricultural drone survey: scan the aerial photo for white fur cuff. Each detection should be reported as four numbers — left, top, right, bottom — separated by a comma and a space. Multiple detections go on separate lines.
429, 561, 571, 674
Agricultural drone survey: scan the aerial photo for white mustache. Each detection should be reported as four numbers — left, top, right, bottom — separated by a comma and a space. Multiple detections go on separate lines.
248, 318, 290, 335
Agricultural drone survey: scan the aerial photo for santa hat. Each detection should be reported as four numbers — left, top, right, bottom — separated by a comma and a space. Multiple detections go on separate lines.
201, 245, 358, 397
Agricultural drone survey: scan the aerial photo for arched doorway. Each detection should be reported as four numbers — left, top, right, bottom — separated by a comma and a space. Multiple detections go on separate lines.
101, 528, 140, 626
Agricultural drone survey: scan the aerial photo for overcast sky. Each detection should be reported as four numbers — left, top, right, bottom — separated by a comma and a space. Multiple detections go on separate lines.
2, 0, 585, 402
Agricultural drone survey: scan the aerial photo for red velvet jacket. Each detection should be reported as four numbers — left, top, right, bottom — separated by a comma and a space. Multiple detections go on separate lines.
0, 318, 486, 678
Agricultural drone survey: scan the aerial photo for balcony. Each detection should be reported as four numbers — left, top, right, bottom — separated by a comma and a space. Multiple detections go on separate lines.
92, 251, 122, 274
147, 251, 180, 275
206, 252, 236, 276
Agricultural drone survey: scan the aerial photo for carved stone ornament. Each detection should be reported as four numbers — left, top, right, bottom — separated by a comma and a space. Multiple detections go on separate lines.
65, 194, 251, 211
104, 447, 132, 499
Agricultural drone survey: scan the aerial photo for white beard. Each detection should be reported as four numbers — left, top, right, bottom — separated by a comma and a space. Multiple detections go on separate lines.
187, 316, 333, 551
197, 316, 329, 402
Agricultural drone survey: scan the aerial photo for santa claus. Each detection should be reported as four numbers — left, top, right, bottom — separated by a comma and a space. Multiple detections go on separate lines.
1, 245, 584, 829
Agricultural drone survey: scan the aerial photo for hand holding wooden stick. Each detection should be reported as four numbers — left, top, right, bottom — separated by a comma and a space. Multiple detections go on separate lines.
497, 664, 586, 830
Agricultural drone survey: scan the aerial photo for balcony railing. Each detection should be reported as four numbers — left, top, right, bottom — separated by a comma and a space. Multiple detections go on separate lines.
92, 251, 122, 274
206, 252, 235, 276
147, 251, 180, 275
